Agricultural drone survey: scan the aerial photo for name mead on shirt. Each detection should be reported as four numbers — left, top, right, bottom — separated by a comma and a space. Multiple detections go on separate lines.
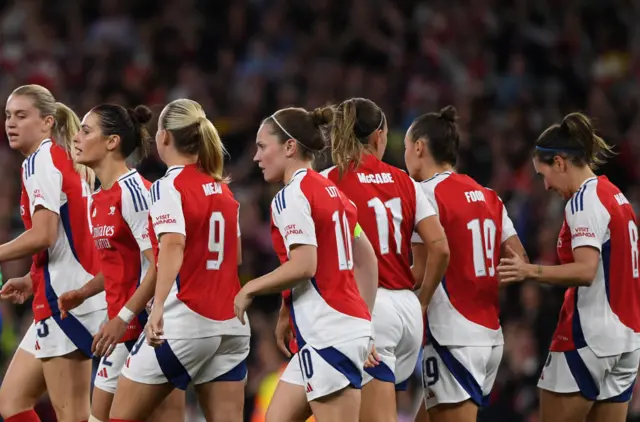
203, 182, 222, 196
357, 173, 394, 184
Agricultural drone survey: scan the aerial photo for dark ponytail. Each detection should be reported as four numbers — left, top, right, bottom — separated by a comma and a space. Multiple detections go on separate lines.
407, 105, 460, 166
535, 112, 614, 169
91, 103, 153, 160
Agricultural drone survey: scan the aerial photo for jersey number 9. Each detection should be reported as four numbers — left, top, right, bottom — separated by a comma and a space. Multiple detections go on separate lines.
207, 212, 225, 270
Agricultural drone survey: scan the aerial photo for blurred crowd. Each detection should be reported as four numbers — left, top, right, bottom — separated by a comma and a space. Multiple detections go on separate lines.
0, 0, 639, 421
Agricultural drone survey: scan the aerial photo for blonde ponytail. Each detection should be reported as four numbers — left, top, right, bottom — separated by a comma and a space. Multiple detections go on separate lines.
197, 117, 229, 182
330, 101, 364, 176
54, 102, 95, 189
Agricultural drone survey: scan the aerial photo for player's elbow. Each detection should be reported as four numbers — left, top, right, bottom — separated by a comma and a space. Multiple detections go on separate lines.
429, 238, 450, 267
577, 264, 598, 286
299, 260, 317, 280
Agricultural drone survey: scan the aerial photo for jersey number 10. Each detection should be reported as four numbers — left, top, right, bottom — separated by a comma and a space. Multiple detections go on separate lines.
467, 218, 497, 277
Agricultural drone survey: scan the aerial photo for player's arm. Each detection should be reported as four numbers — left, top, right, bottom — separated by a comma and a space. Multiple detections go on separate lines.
237, 207, 242, 266
415, 216, 450, 310
0, 206, 59, 261
149, 179, 186, 310
352, 224, 378, 312
243, 188, 318, 297
499, 197, 605, 286
499, 199, 529, 263
121, 248, 157, 321
411, 242, 427, 289
412, 181, 449, 308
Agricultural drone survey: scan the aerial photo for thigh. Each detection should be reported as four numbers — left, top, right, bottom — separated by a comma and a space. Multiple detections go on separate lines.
266, 380, 312, 422
42, 351, 93, 422
110, 375, 175, 421
360, 379, 397, 422
539, 389, 592, 422
91, 387, 114, 422
0, 345, 46, 418
301, 337, 369, 402
309, 386, 360, 422
148, 389, 185, 422
196, 380, 244, 422
365, 294, 402, 385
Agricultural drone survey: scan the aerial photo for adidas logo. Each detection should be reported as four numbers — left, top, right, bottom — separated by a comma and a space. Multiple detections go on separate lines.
306, 383, 313, 393
125, 357, 131, 368
426, 389, 435, 400
97, 368, 108, 378
35, 341, 41, 350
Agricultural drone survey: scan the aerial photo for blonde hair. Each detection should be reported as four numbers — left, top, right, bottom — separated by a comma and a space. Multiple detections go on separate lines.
160, 99, 228, 182
11, 84, 95, 188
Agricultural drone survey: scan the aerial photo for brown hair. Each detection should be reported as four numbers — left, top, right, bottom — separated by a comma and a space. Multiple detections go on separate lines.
11, 84, 95, 187
160, 99, 228, 182
91, 104, 153, 160
262, 107, 330, 160
407, 105, 460, 166
535, 112, 614, 169
323, 98, 386, 176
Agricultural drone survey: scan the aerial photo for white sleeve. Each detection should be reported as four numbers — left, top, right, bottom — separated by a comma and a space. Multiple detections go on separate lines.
121, 180, 152, 251
149, 178, 186, 237
24, 151, 62, 215
271, 185, 317, 249
500, 199, 518, 243
411, 180, 438, 243
319, 166, 336, 179
565, 190, 609, 251
237, 206, 241, 237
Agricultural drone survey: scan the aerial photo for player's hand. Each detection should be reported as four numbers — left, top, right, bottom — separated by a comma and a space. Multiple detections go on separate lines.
275, 312, 293, 358
92, 316, 127, 357
498, 245, 531, 283
58, 289, 86, 319
0, 276, 33, 304
234, 287, 253, 325
146, 306, 164, 348
364, 341, 381, 369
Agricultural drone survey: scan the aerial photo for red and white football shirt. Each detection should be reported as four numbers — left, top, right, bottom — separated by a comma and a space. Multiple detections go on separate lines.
413, 172, 517, 346
322, 154, 434, 290
20, 139, 104, 321
89, 169, 152, 342
149, 164, 248, 339
271, 168, 371, 349
551, 176, 640, 356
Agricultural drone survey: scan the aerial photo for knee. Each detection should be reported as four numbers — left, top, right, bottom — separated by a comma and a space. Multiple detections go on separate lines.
51, 401, 90, 422
0, 386, 32, 417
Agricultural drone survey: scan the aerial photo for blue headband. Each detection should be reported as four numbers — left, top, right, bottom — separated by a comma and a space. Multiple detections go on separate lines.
535, 146, 583, 153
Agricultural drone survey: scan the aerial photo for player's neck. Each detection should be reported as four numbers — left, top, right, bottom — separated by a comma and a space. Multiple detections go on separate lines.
283, 162, 311, 184
569, 167, 597, 194
419, 164, 454, 182
94, 159, 131, 190
22, 136, 49, 157
164, 151, 198, 170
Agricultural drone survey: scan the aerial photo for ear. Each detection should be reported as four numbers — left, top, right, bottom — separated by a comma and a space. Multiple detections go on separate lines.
43, 115, 55, 132
160, 129, 171, 146
415, 138, 425, 157
283, 138, 297, 158
553, 155, 566, 172
106, 134, 120, 152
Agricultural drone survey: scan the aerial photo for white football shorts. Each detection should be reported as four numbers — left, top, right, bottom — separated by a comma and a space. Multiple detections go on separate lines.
19, 309, 106, 359
538, 346, 640, 402
280, 336, 370, 401
121, 334, 250, 390
422, 339, 503, 409
363, 288, 423, 390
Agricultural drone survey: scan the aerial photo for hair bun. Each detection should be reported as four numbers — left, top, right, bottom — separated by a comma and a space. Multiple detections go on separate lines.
439, 105, 458, 123
131, 105, 153, 125
310, 107, 334, 127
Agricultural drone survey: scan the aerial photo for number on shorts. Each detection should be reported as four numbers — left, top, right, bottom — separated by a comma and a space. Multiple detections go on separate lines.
102, 354, 114, 367
422, 356, 439, 387
207, 212, 225, 270
630, 221, 639, 279
367, 197, 403, 255
130, 334, 146, 356
467, 218, 497, 277
36, 320, 49, 338
301, 349, 314, 379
